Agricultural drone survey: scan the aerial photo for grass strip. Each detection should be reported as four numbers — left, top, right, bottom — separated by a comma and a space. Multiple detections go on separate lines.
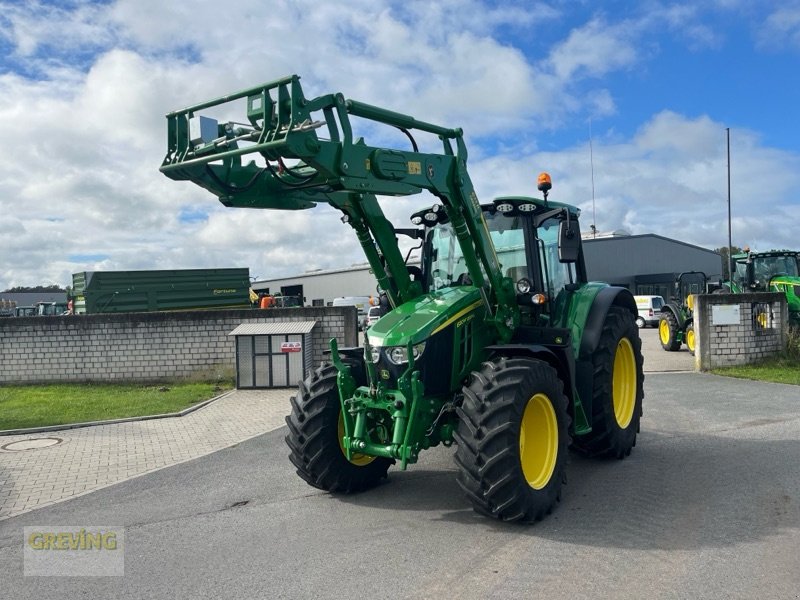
712, 358, 800, 386
0, 382, 232, 431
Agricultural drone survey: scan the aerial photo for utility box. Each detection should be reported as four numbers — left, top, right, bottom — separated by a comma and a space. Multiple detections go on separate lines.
229, 321, 317, 388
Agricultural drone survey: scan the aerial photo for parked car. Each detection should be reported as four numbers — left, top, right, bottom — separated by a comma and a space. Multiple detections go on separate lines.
634, 295, 665, 328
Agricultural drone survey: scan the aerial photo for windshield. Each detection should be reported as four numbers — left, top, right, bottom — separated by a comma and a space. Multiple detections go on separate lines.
426, 213, 527, 291
753, 255, 799, 280
652, 297, 664, 310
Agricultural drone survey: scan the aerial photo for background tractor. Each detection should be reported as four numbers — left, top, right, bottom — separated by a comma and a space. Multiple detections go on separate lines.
160, 75, 644, 522
658, 271, 707, 354
725, 249, 800, 327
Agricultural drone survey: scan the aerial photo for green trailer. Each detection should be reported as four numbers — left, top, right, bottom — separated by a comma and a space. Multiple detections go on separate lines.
72, 268, 251, 314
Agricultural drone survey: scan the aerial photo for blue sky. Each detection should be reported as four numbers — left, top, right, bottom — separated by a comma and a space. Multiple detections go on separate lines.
1, 0, 799, 290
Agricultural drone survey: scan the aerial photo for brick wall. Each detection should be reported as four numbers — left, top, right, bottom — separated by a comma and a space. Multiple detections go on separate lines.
0, 307, 358, 384
695, 292, 788, 370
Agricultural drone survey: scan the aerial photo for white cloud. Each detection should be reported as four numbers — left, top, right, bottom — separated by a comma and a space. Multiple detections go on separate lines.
547, 17, 640, 80
0, 1, 798, 291
757, 5, 800, 49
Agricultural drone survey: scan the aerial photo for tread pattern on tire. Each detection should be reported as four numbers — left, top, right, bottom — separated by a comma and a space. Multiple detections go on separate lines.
454, 357, 570, 523
572, 306, 645, 459
285, 363, 392, 493
660, 312, 681, 351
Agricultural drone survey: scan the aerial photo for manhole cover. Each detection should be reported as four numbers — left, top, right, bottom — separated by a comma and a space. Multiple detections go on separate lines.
1, 437, 64, 452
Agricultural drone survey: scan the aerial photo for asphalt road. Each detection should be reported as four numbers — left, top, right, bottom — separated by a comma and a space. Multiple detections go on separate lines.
2, 371, 799, 599
638, 324, 695, 372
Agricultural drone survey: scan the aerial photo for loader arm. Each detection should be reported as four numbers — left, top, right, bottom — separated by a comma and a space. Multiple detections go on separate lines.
160, 74, 517, 337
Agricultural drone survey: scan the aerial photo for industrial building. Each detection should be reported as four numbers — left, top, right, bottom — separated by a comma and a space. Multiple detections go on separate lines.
252, 233, 722, 306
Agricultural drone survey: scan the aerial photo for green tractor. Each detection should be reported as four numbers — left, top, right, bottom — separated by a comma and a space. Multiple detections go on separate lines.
658, 271, 707, 355
725, 249, 800, 327
160, 75, 644, 522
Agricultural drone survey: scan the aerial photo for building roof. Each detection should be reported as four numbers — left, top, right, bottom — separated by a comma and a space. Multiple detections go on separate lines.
228, 321, 317, 336
583, 233, 721, 257
0, 292, 68, 306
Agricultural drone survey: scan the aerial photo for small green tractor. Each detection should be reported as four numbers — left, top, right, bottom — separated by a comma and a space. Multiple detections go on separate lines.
658, 271, 707, 355
725, 249, 800, 327
160, 75, 644, 522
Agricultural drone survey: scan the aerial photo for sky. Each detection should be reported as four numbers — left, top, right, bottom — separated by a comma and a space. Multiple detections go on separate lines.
1, 0, 799, 290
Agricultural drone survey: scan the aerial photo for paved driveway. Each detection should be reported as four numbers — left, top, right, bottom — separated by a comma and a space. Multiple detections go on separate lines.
639, 325, 695, 372
0, 390, 289, 520
1, 372, 798, 599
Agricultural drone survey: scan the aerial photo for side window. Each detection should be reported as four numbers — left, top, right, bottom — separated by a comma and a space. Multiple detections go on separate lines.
537, 217, 575, 300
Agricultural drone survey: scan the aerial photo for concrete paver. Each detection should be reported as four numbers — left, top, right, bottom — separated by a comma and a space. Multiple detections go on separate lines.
0, 389, 291, 520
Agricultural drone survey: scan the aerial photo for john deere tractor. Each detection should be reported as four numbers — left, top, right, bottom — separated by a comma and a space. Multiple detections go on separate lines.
658, 271, 707, 355
725, 249, 800, 327
160, 75, 644, 522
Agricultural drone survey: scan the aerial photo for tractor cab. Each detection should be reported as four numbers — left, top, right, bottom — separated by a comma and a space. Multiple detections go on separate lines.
411, 192, 586, 329
734, 250, 800, 292
671, 271, 708, 309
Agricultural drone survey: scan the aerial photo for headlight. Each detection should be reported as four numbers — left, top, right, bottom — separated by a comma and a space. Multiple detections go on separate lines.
385, 342, 426, 365
369, 346, 381, 364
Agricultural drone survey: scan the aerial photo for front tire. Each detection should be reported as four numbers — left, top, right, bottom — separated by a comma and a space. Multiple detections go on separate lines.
659, 312, 681, 351
454, 357, 570, 522
685, 322, 696, 355
573, 306, 644, 459
285, 363, 392, 493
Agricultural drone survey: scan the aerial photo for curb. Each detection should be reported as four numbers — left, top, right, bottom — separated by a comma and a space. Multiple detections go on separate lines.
0, 390, 236, 438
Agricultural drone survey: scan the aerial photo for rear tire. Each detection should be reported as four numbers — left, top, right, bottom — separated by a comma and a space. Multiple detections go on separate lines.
454, 357, 570, 522
573, 306, 644, 459
285, 363, 392, 493
659, 312, 681, 351
635, 316, 646, 328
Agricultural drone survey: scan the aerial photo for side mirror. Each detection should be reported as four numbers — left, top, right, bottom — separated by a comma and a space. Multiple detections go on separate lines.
558, 218, 580, 263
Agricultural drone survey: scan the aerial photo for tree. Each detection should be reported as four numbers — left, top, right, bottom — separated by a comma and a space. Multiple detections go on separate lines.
2, 285, 66, 293
714, 246, 744, 281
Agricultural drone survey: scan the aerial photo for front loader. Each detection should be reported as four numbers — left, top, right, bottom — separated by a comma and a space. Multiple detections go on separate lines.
160, 75, 644, 522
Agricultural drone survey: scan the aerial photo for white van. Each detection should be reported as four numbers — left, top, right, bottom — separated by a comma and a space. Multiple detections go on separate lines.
332, 296, 373, 330
633, 295, 665, 328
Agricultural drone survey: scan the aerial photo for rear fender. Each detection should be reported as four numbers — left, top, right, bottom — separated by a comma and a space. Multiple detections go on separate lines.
660, 303, 686, 330
577, 286, 637, 359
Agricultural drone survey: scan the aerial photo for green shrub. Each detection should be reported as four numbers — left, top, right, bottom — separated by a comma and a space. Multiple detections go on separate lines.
787, 327, 800, 361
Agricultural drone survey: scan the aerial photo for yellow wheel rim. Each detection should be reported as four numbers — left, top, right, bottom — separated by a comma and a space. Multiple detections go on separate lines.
658, 319, 670, 345
337, 413, 375, 467
686, 327, 695, 352
613, 338, 637, 429
519, 393, 558, 490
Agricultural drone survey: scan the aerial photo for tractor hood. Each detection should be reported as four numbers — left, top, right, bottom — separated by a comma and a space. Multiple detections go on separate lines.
365, 286, 483, 348
771, 276, 800, 313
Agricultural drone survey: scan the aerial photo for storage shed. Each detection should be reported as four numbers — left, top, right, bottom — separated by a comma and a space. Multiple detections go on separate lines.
229, 321, 317, 389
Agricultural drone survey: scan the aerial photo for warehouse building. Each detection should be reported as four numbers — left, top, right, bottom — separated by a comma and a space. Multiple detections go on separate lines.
252, 233, 721, 306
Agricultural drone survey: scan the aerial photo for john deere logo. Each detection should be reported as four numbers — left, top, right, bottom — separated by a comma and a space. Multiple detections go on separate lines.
457, 313, 475, 328
212, 289, 236, 295
380, 369, 390, 380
